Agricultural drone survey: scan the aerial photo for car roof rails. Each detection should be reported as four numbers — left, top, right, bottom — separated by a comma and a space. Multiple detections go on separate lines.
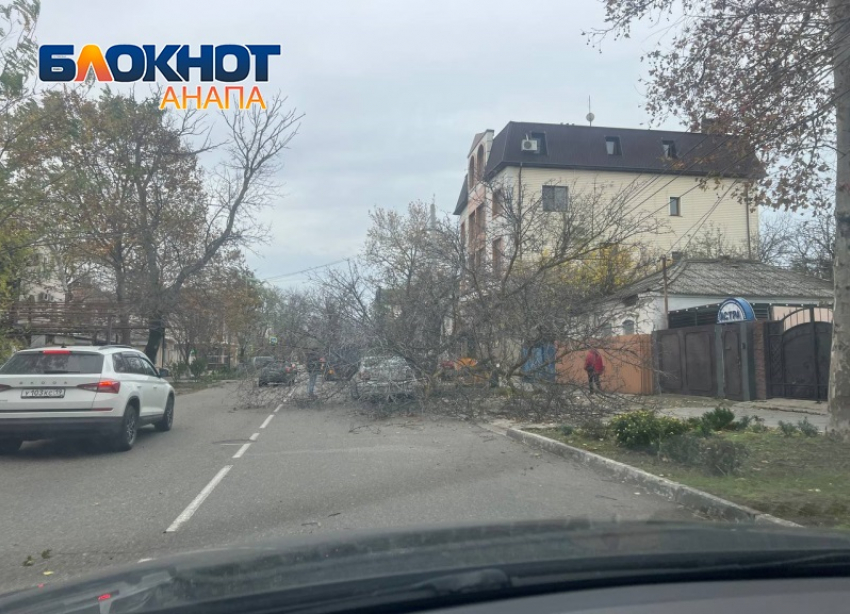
97, 344, 136, 350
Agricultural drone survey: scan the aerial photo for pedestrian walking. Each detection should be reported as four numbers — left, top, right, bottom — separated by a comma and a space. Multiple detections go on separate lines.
306, 350, 324, 398
584, 348, 604, 394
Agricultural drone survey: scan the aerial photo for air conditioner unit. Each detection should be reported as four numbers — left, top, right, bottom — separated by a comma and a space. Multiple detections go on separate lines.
521, 138, 539, 152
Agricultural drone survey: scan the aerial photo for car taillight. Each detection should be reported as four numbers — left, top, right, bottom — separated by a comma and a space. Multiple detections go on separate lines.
78, 380, 121, 394
42, 349, 71, 355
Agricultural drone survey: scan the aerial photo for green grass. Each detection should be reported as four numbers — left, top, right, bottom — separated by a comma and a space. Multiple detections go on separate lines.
532, 427, 850, 528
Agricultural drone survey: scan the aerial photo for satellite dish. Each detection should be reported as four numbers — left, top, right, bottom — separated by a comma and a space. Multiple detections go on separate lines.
586, 112, 595, 125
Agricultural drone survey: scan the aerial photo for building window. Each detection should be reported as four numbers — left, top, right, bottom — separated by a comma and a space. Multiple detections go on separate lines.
662, 140, 677, 158
460, 221, 466, 249
468, 157, 475, 189
474, 247, 485, 271
542, 185, 569, 212
476, 144, 485, 182
492, 190, 503, 218
669, 196, 681, 216
622, 319, 635, 335
605, 136, 622, 155
492, 238, 504, 275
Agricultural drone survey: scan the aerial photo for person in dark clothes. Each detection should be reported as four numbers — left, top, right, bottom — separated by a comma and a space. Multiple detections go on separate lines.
306, 350, 324, 398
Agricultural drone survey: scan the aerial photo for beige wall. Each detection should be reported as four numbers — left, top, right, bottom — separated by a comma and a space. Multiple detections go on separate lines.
459, 166, 757, 258
556, 335, 655, 395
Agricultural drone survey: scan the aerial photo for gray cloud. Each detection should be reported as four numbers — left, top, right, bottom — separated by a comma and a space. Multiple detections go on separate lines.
38, 0, 674, 286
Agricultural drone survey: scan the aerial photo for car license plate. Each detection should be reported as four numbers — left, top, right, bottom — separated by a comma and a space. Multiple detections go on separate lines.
21, 388, 65, 399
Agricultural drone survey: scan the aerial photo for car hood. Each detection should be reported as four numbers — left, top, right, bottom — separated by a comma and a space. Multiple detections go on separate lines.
4, 519, 850, 613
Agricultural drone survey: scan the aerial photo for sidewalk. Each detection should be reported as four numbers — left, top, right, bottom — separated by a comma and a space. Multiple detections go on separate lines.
487, 394, 830, 434
656, 405, 829, 432
647, 394, 829, 432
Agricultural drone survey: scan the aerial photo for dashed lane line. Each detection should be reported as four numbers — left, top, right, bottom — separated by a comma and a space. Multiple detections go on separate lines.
165, 466, 233, 533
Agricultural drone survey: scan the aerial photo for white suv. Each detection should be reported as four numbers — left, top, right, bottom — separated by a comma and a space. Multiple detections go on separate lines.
0, 345, 175, 454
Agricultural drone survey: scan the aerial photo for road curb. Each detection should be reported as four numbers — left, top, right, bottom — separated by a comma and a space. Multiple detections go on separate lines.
506, 428, 801, 528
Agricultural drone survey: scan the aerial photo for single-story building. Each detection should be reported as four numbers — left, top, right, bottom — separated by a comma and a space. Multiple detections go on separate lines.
608, 257, 833, 335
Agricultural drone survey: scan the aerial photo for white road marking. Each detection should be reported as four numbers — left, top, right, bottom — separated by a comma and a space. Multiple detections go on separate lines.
260, 414, 274, 429
165, 466, 233, 533
249, 432, 259, 441
274, 403, 282, 413
232, 443, 251, 459
138, 558, 153, 563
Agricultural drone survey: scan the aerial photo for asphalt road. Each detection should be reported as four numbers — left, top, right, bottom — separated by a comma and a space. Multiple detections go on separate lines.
0, 379, 696, 594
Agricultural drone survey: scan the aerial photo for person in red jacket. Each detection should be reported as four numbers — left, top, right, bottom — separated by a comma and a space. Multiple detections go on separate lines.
584, 348, 604, 394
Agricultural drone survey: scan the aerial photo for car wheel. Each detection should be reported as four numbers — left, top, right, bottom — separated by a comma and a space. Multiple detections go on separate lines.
155, 395, 174, 432
0, 438, 23, 455
110, 403, 138, 452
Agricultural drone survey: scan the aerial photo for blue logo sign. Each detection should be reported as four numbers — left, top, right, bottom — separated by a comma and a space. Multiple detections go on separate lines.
717, 298, 755, 323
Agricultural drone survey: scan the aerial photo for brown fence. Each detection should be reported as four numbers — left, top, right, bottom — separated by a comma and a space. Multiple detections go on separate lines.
556, 334, 654, 395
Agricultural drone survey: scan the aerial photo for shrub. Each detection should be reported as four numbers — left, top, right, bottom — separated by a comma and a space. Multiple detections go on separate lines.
700, 406, 737, 431
189, 357, 208, 380
778, 420, 799, 437
732, 415, 754, 430
168, 362, 190, 379
797, 417, 820, 437
559, 424, 575, 437
579, 417, 608, 440
748, 416, 768, 433
610, 410, 689, 450
659, 433, 704, 466
701, 439, 749, 475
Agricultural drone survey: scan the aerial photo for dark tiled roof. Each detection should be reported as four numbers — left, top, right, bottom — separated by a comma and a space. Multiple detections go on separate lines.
620, 259, 833, 300
454, 175, 468, 215
484, 122, 763, 180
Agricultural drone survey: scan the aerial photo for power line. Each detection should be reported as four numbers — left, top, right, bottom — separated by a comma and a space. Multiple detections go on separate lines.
260, 258, 352, 282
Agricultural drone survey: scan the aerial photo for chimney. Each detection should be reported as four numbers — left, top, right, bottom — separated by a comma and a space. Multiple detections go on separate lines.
700, 117, 717, 133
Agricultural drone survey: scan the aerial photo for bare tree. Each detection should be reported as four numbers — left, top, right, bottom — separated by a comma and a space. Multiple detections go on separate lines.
587, 0, 850, 430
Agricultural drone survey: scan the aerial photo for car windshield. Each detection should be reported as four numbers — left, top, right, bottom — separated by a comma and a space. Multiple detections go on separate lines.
0, 352, 104, 375
1, 0, 849, 608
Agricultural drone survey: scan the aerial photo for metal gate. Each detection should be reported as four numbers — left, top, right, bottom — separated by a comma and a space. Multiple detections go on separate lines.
766, 307, 832, 401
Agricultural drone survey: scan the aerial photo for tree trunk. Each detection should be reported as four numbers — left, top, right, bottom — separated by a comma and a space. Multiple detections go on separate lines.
114, 274, 131, 345
829, 0, 850, 431
144, 315, 165, 364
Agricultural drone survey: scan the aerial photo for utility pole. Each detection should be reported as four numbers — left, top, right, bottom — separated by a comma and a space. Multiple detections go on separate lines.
744, 181, 753, 260
829, 0, 850, 428
661, 256, 670, 329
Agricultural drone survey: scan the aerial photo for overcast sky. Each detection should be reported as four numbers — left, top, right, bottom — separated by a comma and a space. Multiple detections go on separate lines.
37, 0, 680, 287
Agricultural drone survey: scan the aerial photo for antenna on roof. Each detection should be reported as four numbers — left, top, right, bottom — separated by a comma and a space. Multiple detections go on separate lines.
586, 96, 595, 126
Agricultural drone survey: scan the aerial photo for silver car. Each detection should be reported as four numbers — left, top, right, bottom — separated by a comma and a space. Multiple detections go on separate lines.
350, 354, 422, 401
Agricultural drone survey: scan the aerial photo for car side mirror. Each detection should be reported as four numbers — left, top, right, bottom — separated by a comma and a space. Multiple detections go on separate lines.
159, 368, 170, 378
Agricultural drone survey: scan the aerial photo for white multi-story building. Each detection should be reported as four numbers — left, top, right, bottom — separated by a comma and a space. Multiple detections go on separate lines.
454, 121, 762, 268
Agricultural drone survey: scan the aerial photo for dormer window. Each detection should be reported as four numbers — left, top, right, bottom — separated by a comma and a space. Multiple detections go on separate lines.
605, 136, 622, 155
662, 140, 677, 158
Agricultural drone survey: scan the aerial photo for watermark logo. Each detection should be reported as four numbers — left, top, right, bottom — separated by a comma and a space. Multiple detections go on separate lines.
38, 44, 281, 110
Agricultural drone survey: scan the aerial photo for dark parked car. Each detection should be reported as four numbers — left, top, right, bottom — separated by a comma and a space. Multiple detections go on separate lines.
258, 362, 297, 387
